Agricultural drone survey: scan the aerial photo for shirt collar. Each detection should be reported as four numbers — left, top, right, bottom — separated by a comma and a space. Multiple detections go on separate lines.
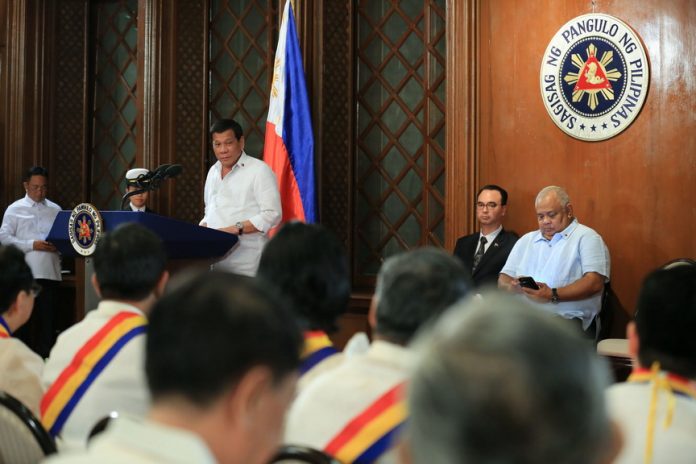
22, 194, 45, 207
367, 340, 414, 370
213, 151, 249, 175
97, 300, 147, 317
480, 225, 502, 243
533, 218, 579, 243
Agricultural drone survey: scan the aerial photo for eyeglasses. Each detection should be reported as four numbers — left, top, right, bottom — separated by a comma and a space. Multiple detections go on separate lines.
475, 202, 499, 209
29, 282, 42, 298
27, 185, 48, 192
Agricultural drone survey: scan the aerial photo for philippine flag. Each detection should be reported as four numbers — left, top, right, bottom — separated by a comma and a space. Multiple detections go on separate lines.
264, 1, 317, 225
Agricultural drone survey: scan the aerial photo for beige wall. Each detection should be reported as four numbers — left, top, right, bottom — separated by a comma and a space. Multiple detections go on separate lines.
477, 0, 696, 318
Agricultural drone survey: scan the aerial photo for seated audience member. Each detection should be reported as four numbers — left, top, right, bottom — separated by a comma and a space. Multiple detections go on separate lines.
123, 168, 157, 213
0, 244, 44, 415
285, 248, 472, 463
453, 184, 518, 288
607, 265, 696, 464
402, 292, 621, 464
257, 222, 350, 389
44, 271, 302, 464
41, 223, 168, 450
499, 185, 610, 336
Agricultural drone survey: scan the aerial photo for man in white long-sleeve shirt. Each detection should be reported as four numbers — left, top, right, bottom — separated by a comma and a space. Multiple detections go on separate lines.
0, 166, 61, 357
200, 119, 281, 276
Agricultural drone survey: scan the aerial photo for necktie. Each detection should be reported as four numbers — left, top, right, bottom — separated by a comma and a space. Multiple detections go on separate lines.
472, 236, 487, 272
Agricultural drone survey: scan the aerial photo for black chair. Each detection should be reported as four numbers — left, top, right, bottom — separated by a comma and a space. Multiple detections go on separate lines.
595, 282, 613, 343
87, 412, 119, 444
269, 445, 341, 464
0, 391, 57, 463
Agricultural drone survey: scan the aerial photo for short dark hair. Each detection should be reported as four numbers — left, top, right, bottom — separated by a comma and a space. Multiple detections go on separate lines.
375, 248, 472, 344
477, 184, 508, 205
258, 222, 350, 333
23, 166, 49, 182
0, 245, 34, 313
210, 119, 244, 140
635, 266, 696, 377
93, 223, 167, 300
146, 271, 302, 406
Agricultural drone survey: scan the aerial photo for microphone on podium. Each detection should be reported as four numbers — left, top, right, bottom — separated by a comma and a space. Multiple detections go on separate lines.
121, 164, 183, 209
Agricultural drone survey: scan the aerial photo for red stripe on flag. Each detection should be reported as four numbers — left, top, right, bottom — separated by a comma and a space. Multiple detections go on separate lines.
264, 122, 306, 225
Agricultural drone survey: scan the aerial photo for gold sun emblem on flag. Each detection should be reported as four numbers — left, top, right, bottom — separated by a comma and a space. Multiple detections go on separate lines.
563, 43, 622, 111
270, 57, 282, 99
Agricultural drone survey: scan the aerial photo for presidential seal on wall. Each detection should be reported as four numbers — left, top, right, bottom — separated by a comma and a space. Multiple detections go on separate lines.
540, 13, 649, 141
68, 203, 104, 256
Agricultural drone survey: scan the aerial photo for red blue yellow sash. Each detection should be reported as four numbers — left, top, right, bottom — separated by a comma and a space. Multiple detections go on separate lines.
0, 316, 11, 339
628, 363, 696, 464
300, 331, 339, 376
629, 367, 696, 400
324, 382, 407, 463
40, 311, 147, 437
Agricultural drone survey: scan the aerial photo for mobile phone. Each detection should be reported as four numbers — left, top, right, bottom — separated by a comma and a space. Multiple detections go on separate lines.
518, 276, 540, 290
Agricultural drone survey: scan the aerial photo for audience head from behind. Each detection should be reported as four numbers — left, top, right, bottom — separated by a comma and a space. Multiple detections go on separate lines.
630, 265, 696, 378
403, 293, 621, 464
91, 222, 168, 305
372, 247, 472, 345
0, 245, 36, 333
257, 221, 350, 333
145, 271, 303, 464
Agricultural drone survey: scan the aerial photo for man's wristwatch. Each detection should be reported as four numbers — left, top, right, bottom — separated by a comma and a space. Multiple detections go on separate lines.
235, 222, 244, 235
551, 288, 560, 304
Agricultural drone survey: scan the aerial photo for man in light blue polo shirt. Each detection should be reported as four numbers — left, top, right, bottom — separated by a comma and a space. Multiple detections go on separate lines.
499, 186, 610, 334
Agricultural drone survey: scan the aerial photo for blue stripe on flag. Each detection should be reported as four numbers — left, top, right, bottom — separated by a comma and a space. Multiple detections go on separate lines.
282, 4, 317, 223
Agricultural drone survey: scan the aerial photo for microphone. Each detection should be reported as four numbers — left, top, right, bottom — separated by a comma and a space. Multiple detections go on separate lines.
130, 165, 168, 186
121, 164, 181, 209
149, 164, 172, 180
161, 164, 182, 179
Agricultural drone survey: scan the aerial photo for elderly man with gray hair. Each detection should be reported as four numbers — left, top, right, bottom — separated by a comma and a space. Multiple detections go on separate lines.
499, 186, 610, 337
401, 293, 622, 464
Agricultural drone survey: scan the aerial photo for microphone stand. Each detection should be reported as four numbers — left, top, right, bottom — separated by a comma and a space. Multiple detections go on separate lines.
119, 175, 163, 211
120, 186, 151, 210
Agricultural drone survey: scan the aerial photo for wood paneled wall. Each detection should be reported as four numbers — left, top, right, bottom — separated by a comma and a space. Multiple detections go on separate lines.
471, 0, 695, 322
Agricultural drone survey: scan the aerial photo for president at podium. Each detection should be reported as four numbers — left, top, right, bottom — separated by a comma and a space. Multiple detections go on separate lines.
200, 119, 281, 276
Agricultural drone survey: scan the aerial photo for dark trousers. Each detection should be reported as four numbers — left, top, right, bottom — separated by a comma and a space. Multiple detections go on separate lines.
15, 279, 59, 358
566, 316, 597, 344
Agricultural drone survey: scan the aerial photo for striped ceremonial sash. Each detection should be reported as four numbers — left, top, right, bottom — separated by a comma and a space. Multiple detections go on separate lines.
300, 331, 339, 375
629, 367, 696, 400
324, 382, 407, 463
0, 317, 11, 338
40, 311, 147, 437
628, 363, 696, 464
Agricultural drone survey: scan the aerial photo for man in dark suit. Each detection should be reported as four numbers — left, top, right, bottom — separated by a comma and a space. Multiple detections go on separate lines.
453, 184, 517, 288
122, 168, 157, 213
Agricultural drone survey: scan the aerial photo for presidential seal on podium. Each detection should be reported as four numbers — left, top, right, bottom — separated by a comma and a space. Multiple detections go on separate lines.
68, 203, 104, 256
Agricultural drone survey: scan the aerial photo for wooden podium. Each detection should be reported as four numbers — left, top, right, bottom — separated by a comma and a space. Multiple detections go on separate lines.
47, 211, 237, 322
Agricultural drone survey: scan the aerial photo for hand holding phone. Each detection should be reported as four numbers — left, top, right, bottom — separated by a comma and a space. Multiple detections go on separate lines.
517, 276, 540, 290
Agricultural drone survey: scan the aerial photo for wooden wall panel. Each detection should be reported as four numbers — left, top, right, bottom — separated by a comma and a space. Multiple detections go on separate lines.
477, 0, 696, 318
